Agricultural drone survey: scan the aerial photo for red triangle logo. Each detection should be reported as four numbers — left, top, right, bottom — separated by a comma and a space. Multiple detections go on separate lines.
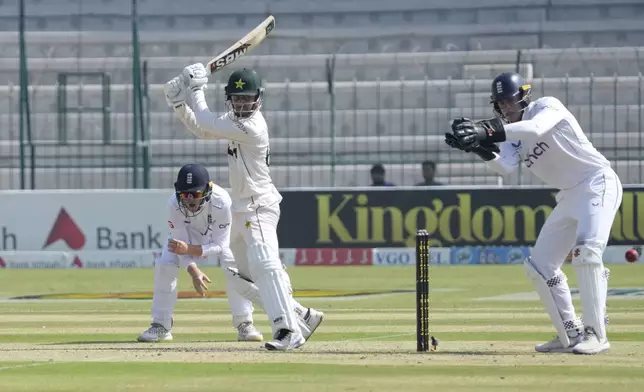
71, 256, 83, 268
43, 208, 86, 250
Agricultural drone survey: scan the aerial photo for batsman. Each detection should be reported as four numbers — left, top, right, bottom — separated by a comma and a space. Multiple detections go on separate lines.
163, 64, 319, 350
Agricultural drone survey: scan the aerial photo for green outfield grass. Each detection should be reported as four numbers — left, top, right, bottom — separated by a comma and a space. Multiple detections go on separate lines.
0, 264, 643, 392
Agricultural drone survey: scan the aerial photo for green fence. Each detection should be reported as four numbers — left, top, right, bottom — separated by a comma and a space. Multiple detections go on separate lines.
6, 0, 149, 190
3, 0, 644, 189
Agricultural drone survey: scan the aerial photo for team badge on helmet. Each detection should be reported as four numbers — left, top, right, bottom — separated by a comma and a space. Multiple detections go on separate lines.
224, 68, 264, 119
489, 72, 532, 123
174, 163, 213, 218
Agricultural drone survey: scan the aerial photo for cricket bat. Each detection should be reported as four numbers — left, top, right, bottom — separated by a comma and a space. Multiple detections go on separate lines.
205, 15, 275, 75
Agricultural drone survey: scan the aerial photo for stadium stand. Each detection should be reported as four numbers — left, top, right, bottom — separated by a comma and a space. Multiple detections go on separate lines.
1, 0, 643, 188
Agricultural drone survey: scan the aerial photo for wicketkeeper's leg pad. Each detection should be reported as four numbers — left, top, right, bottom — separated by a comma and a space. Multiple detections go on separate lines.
524, 258, 582, 347
572, 245, 608, 340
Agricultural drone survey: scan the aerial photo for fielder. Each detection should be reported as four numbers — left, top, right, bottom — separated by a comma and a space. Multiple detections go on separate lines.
138, 163, 323, 344
445, 72, 622, 355
163, 64, 320, 350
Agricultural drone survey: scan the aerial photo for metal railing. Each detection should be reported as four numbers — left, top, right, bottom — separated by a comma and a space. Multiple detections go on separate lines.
2, 72, 643, 189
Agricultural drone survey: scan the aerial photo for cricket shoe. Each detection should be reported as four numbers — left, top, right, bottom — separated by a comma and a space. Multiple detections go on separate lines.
572, 327, 610, 355
264, 329, 305, 351
535, 322, 584, 353
300, 308, 325, 340
137, 323, 173, 342
535, 334, 584, 353
237, 321, 263, 342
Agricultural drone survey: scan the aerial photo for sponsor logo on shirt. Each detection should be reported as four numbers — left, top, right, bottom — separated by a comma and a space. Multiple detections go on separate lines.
524, 142, 550, 168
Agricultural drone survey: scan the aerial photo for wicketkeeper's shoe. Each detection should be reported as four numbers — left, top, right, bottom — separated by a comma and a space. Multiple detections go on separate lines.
301, 308, 324, 340
535, 334, 583, 353
264, 329, 305, 351
572, 327, 610, 355
137, 323, 173, 342
237, 321, 263, 342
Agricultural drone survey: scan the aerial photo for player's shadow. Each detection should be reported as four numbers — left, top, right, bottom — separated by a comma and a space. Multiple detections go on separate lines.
48, 339, 246, 346
45, 342, 262, 353
41, 343, 528, 356
48, 340, 139, 345
289, 349, 525, 356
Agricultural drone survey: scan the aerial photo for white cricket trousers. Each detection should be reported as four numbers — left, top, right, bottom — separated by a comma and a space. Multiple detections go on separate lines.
151, 245, 254, 331
229, 202, 283, 279
531, 168, 623, 277
229, 201, 302, 335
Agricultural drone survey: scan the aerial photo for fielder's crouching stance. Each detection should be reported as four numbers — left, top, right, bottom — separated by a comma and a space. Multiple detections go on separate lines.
138, 164, 323, 345
446, 72, 622, 355
163, 64, 321, 350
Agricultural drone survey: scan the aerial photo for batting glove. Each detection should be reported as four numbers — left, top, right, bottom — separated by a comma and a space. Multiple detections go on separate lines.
164, 76, 185, 108
182, 63, 208, 92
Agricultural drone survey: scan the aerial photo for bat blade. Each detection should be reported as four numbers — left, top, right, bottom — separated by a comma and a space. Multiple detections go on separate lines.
206, 15, 275, 75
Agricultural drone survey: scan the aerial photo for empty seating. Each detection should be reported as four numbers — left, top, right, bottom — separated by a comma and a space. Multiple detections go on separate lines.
2, 48, 642, 86
1, 77, 642, 116
2, 0, 643, 32
1, 104, 641, 141
2, 132, 640, 164
2, 159, 642, 189
1, 131, 641, 187
2, 17, 644, 57
2, 0, 644, 189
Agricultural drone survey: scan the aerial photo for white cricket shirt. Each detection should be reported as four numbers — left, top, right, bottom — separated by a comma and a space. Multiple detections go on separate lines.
486, 96, 612, 190
166, 184, 232, 268
174, 90, 282, 212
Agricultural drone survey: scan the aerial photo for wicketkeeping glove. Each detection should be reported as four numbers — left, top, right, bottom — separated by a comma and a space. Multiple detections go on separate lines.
451, 117, 506, 150
471, 142, 500, 161
444, 132, 500, 161
445, 132, 466, 150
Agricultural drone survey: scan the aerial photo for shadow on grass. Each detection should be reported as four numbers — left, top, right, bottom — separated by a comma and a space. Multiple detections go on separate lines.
46, 339, 241, 346
4, 343, 530, 357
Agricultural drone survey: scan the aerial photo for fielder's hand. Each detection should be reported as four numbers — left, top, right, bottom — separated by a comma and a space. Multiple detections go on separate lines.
164, 76, 185, 108
182, 63, 208, 92
187, 264, 212, 297
168, 238, 189, 255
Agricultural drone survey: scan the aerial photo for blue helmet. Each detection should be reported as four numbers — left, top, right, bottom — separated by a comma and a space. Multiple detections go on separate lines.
489, 72, 532, 122
174, 163, 213, 217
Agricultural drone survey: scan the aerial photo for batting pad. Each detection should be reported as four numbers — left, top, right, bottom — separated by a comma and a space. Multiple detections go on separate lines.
151, 263, 179, 330
247, 242, 301, 336
222, 265, 312, 334
524, 258, 575, 347
573, 246, 607, 340
222, 263, 262, 305
282, 271, 308, 317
